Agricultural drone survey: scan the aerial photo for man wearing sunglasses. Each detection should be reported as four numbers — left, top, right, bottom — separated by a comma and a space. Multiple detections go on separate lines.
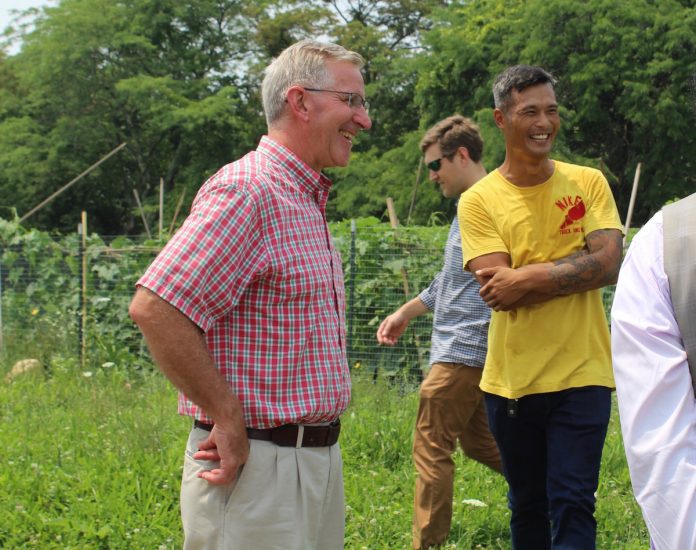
377, 115, 502, 550
130, 39, 371, 549
458, 65, 623, 549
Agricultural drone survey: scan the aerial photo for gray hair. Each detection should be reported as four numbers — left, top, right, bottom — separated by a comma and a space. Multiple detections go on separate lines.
493, 65, 557, 112
261, 39, 365, 127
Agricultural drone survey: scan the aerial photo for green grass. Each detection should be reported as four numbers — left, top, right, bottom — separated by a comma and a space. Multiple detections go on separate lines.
0, 361, 648, 549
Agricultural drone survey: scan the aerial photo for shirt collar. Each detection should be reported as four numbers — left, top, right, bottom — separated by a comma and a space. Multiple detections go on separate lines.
257, 136, 332, 208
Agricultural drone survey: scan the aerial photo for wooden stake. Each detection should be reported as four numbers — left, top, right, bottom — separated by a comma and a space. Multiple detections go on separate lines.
624, 162, 642, 246
386, 198, 411, 295
132, 188, 152, 239
406, 157, 424, 226
386, 197, 425, 370
0, 258, 3, 352
81, 211, 88, 369
158, 177, 164, 240
168, 189, 186, 237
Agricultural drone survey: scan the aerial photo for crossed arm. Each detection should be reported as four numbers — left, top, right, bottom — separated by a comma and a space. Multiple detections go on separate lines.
469, 228, 623, 311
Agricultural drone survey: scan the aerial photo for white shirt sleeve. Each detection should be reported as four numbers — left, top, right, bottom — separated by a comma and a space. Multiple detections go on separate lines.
611, 211, 696, 550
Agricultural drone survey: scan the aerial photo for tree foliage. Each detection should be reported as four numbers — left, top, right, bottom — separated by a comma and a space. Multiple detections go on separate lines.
0, 0, 694, 233
412, 0, 696, 223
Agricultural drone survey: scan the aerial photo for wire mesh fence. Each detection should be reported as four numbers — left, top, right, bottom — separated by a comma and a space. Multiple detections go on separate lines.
0, 218, 615, 382
0, 220, 446, 381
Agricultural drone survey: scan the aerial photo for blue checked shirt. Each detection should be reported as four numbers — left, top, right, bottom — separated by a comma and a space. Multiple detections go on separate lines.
418, 216, 490, 368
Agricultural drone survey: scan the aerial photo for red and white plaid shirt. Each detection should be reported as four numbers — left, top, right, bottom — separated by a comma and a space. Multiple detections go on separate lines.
137, 136, 350, 428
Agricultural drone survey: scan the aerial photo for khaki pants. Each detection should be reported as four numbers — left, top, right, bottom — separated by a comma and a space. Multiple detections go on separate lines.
412, 362, 502, 549
180, 425, 344, 550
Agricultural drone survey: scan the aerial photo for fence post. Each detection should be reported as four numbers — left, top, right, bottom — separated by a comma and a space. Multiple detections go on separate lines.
78, 212, 88, 368
0, 247, 3, 352
77, 221, 83, 360
81, 212, 88, 369
347, 219, 356, 365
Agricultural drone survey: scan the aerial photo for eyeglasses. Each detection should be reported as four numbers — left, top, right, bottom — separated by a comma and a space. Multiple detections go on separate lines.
426, 158, 444, 172
304, 88, 369, 111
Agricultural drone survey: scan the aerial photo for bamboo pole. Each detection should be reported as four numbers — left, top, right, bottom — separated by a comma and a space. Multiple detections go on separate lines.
168, 189, 186, 237
386, 197, 426, 375
406, 157, 424, 226
623, 162, 642, 246
158, 178, 164, 240
80, 211, 88, 369
386, 197, 410, 296
19, 143, 127, 223
132, 189, 152, 239
0, 255, 3, 352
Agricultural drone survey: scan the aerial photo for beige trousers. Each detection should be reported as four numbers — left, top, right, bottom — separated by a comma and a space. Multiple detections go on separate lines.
412, 362, 503, 549
180, 425, 344, 550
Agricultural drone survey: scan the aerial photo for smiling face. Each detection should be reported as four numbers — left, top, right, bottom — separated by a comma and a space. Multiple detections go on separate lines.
305, 60, 372, 172
496, 82, 560, 162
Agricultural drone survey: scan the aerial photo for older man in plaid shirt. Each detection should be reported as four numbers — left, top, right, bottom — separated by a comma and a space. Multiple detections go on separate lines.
129, 39, 371, 549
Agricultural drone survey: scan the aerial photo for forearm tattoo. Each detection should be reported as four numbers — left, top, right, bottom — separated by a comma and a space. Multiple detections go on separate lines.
550, 229, 623, 294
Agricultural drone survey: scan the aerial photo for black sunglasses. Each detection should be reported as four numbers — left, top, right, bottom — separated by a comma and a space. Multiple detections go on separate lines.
426, 158, 444, 172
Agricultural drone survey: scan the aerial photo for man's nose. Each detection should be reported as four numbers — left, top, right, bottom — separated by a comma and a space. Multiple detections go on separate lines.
355, 109, 372, 130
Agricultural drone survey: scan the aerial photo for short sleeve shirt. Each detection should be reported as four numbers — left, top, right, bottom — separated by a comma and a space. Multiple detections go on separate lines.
458, 161, 623, 398
137, 136, 350, 427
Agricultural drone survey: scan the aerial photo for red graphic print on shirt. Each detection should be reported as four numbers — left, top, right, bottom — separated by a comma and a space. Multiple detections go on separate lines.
556, 195, 586, 231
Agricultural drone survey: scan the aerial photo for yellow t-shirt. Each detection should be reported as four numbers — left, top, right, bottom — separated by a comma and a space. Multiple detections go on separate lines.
458, 161, 623, 398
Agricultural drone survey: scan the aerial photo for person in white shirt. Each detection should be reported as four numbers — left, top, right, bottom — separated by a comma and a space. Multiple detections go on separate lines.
610, 207, 696, 550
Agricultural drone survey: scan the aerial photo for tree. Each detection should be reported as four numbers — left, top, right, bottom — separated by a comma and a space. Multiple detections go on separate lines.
413, 0, 696, 224
324, 0, 452, 224
0, 0, 261, 233
3, 0, 693, 232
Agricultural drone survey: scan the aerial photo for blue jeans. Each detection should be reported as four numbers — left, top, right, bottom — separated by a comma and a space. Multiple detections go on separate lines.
484, 386, 611, 550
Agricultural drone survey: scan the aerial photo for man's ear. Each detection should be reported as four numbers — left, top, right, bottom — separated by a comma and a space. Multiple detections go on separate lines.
285, 86, 310, 122
493, 108, 506, 129
456, 146, 471, 164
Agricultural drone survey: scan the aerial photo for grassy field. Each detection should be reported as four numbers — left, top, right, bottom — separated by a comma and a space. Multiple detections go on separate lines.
0, 358, 648, 549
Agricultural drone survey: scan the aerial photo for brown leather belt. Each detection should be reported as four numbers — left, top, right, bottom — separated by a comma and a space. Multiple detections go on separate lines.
193, 419, 340, 448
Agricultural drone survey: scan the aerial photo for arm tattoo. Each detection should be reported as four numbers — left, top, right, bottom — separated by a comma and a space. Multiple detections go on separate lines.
553, 249, 589, 265
549, 229, 623, 294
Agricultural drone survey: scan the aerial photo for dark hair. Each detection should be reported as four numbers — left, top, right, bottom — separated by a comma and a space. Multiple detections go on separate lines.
419, 115, 483, 162
493, 65, 557, 112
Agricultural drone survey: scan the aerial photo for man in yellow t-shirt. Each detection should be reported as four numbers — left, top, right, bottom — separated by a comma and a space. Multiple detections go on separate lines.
458, 65, 623, 549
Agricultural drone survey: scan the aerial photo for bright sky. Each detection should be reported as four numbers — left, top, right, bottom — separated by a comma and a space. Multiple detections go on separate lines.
1, 0, 51, 53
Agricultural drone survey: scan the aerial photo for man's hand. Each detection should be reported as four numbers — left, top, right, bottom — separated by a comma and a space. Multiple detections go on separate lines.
193, 418, 250, 485
376, 311, 410, 345
476, 265, 529, 311
376, 297, 429, 345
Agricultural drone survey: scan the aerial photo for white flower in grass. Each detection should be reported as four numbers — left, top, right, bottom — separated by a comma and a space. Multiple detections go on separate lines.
101, 362, 115, 369
82, 371, 93, 378
461, 498, 487, 507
